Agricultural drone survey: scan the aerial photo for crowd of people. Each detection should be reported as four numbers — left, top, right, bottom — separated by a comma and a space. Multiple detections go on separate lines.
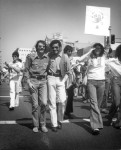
1, 39, 121, 135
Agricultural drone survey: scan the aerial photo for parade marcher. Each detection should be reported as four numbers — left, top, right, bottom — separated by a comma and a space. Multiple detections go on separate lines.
86, 43, 106, 135
47, 40, 71, 132
74, 43, 107, 135
24, 40, 49, 133
105, 44, 121, 128
5, 51, 23, 110
63, 45, 75, 119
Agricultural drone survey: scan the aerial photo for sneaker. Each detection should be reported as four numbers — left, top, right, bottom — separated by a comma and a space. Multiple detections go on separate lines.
33, 127, 39, 133
114, 121, 121, 129
92, 129, 100, 135
9, 107, 14, 111
41, 126, 48, 133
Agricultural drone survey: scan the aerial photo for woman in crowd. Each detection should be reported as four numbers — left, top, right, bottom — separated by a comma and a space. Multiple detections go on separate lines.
76, 43, 108, 135
76, 43, 121, 134
86, 43, 106, 135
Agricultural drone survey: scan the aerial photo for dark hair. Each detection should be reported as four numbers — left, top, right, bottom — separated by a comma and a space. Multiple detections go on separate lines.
115, 44, 121, 61
35, 40, 46, 51
64, 45, 73, 54
50, 40, 62, 48
91, 43, 104, 57
12, 51, 19, 57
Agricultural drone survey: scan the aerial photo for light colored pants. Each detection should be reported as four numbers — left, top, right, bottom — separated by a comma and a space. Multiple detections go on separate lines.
29, 79, 47, 128
18, 75, 23, 93
47, 75, 66, 127
87, 80, 105, 130
10, 79, 19, 107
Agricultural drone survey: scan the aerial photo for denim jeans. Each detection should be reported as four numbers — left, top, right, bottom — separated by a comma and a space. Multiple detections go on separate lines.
29, 78, 47, 128
87, 80, 105, 129
112, 77, 121, 121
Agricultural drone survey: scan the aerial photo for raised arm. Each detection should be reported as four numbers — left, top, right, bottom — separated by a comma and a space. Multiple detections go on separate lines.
71, 48, 93, 69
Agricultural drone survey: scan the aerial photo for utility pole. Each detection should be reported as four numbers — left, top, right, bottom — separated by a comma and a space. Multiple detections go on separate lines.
104, 26, 112, 48
108, 26, 112, 46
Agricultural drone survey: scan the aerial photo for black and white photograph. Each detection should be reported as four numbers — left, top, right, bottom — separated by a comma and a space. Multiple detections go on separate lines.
0, 0, 121, 150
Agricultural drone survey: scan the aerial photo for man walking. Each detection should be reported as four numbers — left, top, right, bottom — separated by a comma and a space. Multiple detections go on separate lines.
5, 51, 23, 110
47, 40, 71, 132
24, 40, 49, 133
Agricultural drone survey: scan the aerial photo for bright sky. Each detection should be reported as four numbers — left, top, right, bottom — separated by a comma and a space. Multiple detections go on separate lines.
0, 0, 121, 63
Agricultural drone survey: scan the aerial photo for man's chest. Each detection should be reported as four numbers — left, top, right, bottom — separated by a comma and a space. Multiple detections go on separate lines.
31, 58, 49, 70
49, 56, 62, 69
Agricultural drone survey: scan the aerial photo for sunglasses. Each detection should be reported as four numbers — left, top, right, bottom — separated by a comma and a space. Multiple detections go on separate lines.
38, 46, 45, 48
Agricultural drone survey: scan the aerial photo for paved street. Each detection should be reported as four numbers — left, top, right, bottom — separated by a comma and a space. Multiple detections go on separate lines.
0, 83, 121, 150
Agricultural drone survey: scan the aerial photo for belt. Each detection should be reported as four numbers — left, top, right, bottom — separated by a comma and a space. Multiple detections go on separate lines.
48, 72, 61, 77
31, 75, 46, 80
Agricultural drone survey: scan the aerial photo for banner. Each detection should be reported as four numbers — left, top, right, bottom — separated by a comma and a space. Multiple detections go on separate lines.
85, 6, 111, 36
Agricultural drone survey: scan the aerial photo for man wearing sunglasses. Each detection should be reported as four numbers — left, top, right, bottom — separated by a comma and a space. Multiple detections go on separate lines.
24, 40, 49, 133
47, 40, 71, 132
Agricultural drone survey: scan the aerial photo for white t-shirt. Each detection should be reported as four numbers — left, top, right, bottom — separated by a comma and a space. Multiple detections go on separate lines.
9, 61, 23, 80
87, 56, 105, 80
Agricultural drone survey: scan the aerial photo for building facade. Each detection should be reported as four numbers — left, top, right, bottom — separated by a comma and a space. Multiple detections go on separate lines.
18, 48, 34, 63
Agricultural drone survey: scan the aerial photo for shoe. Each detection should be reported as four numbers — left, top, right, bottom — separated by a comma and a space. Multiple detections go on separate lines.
92, 129, 100, 135
9, 107, 14, 111
52, 127, 57, 132
41, 126, 48, 133
58, 122, 62, 129
33, 127, 39, 133
114, 122, 121, 129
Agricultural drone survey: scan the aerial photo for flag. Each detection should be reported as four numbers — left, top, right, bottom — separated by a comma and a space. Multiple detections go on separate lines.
85, 6, 111, 36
